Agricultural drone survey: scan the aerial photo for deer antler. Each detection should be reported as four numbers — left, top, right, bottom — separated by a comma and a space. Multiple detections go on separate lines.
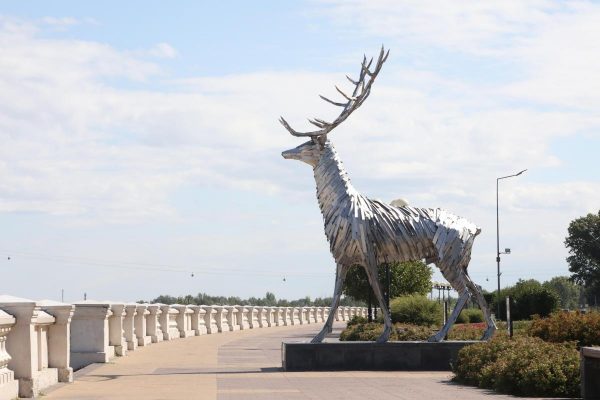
279, 46, 389, 137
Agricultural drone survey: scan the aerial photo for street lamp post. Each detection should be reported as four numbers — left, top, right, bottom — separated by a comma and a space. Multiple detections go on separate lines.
496, 169, 527, 320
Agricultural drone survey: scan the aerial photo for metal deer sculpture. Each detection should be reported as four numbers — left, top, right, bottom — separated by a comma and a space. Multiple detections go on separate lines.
280, 47, 496, 343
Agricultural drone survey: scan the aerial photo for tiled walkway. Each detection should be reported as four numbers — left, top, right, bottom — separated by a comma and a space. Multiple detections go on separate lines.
44, 323, 537, 400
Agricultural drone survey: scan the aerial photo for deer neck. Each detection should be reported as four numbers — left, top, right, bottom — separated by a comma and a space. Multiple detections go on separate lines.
313, 142, 356, 219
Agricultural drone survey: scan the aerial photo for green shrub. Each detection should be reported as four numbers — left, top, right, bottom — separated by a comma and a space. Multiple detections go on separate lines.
339, 322, 434, 341
453, 336, 580, 397
346, 315, 367, 327
464, 308, 484, 323
457, 308, 484, 324
528, 311, 600, 347
340, 322, 384, 341
456, 311, 469, 324
390, 295, 442, 326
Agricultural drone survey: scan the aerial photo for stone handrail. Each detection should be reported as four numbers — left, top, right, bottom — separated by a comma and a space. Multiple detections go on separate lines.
0, 294, 367, 399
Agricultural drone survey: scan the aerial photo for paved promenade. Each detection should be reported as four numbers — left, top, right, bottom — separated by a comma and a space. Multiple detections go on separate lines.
44, 322, 535, 400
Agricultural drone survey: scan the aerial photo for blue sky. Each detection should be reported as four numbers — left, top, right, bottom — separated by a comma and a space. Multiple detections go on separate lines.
1, 1, 599, 303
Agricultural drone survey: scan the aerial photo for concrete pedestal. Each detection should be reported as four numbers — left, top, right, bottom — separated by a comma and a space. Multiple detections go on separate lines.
282, 341, 479, 371
581, 347, 600, 399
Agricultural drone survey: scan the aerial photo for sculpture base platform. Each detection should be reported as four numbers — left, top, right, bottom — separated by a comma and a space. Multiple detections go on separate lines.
282, 341, 479, 371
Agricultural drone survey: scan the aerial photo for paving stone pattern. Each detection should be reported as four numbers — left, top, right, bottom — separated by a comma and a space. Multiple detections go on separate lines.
44, 322, 546, 400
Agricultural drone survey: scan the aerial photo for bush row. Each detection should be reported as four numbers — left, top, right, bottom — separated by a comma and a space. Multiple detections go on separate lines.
453, 336, 580, 398
340, 319, 489, 341
528, 310, 600, 347
340, 320, 433, 341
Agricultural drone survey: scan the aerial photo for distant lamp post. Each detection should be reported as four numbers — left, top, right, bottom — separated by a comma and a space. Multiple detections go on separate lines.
496, 169, 527, 320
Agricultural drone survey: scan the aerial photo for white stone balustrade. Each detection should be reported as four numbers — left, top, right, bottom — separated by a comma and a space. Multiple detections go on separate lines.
338, 307, 346, 321
0, 295, 60, 398
172, 305, 194, 338
313, 307, 320, 322
291, 308, 300, 325
38, 300, 74, 383
134, 304, 151, 346
123, 304, 138, 351
70, 301, 114, 371
237, 307, 250, 330
280, 307, 287, 326
146, 305, 163, 343
159, 305, 179, 340
298, 307, 307, 325
303, 307, 309, 323
225, 306, 240, 332
264, 307, 275, 327
202, 306, 218, 334
0, 309, 17, 400
168, 307, 180, 339
214, 306, 230, 333
0, 292, 367, 397
189, 305, 207, 336
258, 307, 269, 328
275, 307, 284, 327
248, 307, 260, 329
106, 303, 127, 356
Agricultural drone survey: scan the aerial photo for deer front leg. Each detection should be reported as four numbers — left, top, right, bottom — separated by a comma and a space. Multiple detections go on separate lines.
311, 263, 348, 343
363, 260, 393, 343
428, 290, 469, 342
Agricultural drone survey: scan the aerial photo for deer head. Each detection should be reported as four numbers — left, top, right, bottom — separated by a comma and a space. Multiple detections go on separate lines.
280, 46, 389, 167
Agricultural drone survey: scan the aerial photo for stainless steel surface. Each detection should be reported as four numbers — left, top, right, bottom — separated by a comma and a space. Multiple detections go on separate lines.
281, 47, 496, 343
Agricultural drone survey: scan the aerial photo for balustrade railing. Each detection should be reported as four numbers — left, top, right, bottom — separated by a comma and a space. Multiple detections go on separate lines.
0, 294, 366, 398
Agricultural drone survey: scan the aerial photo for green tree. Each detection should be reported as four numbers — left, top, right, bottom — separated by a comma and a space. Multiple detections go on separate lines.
489, 279, 559, 320
542, 276, 581, 309
342, 260, 433, 304
565, 211, 600, 301
264, 292, 276, 305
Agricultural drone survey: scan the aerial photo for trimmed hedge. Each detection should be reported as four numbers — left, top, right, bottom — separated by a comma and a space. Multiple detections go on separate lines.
457, 308, 484, 324
453, 336, 580, 397
528, 310, 600, 347
390, 295, 442, 326
339, 322, 433, 341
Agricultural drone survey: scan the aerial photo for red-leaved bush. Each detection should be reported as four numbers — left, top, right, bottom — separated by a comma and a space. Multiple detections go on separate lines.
528, 310, 600, 347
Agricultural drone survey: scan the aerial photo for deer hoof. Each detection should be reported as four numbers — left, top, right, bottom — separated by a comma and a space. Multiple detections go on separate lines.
311, 332, 326, 343
481, 326, 496, 341
376, 326, 392, 343
427, 334, 443, 343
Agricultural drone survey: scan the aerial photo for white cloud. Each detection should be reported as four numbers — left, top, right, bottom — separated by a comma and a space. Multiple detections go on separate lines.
314, 0, 577, 55
41, 16, 79, 27
146, 42, 178, 59
1, 8, 598, 296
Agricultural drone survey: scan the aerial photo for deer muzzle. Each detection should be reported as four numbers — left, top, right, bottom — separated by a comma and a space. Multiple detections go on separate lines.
281, 148, 300, 160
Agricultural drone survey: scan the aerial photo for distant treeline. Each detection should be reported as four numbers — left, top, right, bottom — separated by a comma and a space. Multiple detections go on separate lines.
143, 291, 363, 307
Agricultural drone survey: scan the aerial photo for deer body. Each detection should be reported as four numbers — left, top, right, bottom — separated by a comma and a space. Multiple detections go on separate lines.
280, 47, 496, 343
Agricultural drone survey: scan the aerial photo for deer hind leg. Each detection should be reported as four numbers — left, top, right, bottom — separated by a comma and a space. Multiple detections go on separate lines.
428, 289, 469, 342
463, 274, 497, 340
363, 257, 393, 343
311, 263, 349, 343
